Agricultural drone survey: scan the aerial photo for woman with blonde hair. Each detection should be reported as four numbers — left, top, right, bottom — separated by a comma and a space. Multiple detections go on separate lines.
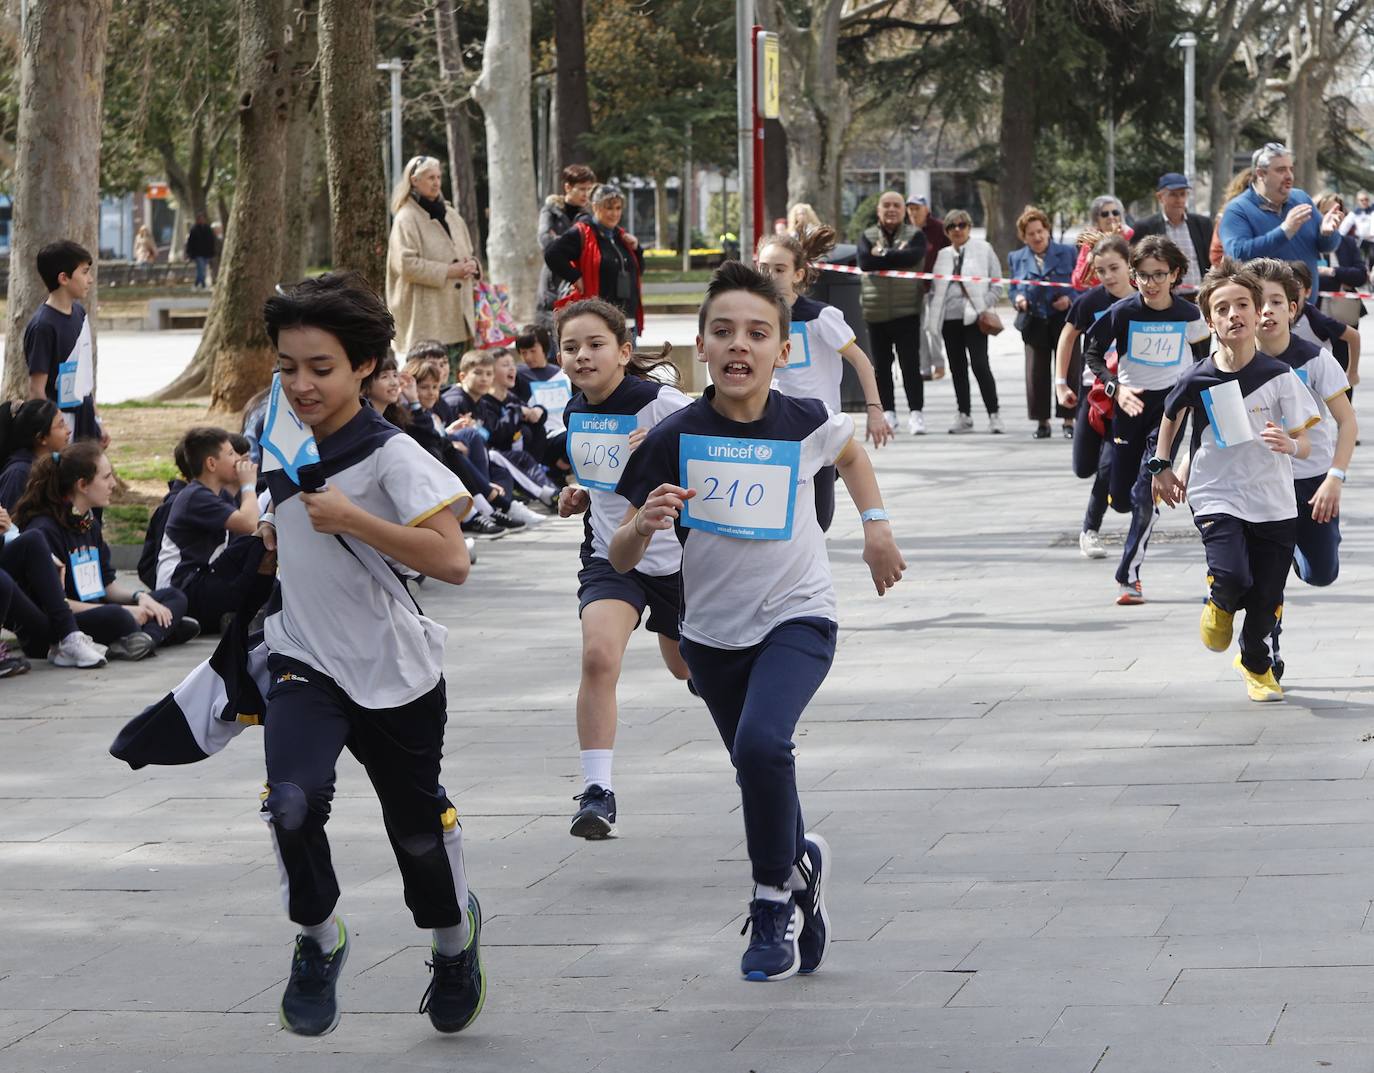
385, 154, 480, 359
787, 202, 822, 235
133, 225, 157, 266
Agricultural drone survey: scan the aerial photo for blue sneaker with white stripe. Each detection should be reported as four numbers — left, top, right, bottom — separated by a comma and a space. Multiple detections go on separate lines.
796, 833, 831, 974
739, 896, 802, 981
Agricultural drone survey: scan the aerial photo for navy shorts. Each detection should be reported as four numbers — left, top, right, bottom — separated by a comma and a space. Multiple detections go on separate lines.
577, 556, 682, 640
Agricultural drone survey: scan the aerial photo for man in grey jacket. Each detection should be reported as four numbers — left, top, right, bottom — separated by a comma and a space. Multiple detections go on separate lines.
537, 164, 598, 315
858, 190, 928, 434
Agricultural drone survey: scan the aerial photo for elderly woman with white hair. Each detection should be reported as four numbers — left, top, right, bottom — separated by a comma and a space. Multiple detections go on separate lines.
385, 154, 480, 359
544, 183, 645, 338
1070, 194, 1133, 290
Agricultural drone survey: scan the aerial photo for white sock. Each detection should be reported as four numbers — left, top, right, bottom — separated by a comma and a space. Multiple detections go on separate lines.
473, 494, 494, 517
754, 883, 791, 904
433, 913, 471, 957
301, 914, 339, 950
580, 749, 613, 792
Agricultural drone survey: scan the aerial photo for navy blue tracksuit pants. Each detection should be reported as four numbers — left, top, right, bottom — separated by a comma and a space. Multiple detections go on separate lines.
261, 654, 467, 930
680, 617, 837, 888
1270, 473, 1342, 666
1196, 513, 1297, 674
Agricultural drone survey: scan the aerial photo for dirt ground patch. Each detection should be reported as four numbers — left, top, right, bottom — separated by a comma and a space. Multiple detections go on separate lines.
102, 401, 213, 542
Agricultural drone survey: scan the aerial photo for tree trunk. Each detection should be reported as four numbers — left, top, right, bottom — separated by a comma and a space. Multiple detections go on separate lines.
319, 0, 387, 290
281, 2, 320, 284
472, 0, 540, 322
552, 0, 592, 174
2, 0, 112, 401
156, 0, 293, 410
762, 0, 849, 227
653, 176, 671, 250
992, 0, 1036, 263
1205, 84, 1238, 216
434, 0, 482, 254
1286, 67, 1319, 194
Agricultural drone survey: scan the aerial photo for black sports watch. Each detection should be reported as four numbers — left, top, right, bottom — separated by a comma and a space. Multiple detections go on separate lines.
1103, 381, 1118, 398
1145, 456, 1172, 476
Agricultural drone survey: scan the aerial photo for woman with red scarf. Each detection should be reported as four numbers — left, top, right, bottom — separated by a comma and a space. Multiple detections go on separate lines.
544, 184, 644, 340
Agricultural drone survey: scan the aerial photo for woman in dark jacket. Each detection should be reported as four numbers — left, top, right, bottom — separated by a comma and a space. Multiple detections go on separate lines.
544, 184, 645, 339
1008, 206, 1077, 439
537, 164, 597, 313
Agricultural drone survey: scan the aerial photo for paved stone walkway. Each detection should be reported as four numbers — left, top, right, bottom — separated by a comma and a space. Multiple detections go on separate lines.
3, 381, 1374, 1072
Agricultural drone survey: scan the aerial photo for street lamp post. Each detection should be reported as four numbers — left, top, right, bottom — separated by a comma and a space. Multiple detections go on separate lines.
1176, 32, 1197, 209
735, 0, 754, 249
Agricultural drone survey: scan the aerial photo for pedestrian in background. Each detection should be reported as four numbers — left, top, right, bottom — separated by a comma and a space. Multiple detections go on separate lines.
537, 164, 597, 315
1008, 206, 1075, 439
184, 213, 216, 289
858, 190, 928, 435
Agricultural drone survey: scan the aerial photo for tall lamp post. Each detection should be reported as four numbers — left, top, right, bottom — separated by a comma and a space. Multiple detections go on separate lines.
377, 57, 404, 206
1176, 32, 1197, 209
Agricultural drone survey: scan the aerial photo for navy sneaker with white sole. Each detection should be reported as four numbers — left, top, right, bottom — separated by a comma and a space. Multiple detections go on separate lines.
570, 785, 617, 840
279, 917, 349, 1036
796, 832, 831, 974
739, 896, 802, 981
419, 890, 487, 1033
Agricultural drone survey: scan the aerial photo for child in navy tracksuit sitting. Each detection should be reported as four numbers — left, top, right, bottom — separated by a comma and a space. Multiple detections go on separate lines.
0, 398, 70, 511
15, 441, 198, 660
155, 426, 265, 632
514, 322, 573, 476
481, 348, 560, 498
612, 263, 907, 982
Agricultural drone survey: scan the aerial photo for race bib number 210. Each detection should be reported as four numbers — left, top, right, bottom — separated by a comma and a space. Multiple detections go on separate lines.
679, 434, 800, 541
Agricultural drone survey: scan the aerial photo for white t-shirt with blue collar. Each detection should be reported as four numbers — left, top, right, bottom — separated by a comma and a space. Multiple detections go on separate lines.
774, 296, 855, 414
616, 388, 854, 649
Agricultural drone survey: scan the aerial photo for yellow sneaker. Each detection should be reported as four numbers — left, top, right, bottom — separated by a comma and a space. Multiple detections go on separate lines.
1234, 654, 1284, 702
1200, 600, 1234, 652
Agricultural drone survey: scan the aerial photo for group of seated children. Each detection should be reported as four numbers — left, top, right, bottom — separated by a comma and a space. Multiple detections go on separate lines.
372, 328, 571, 540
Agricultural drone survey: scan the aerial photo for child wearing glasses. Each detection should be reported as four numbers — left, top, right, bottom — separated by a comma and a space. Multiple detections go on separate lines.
1081, 236, 1212, 606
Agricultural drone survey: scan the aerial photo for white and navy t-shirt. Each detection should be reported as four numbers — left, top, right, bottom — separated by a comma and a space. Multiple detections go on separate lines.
1163, 352, 1321, 522
1066, 285, 1119, 386
564, 375, 691, 576
774, 296, 855, 414
264, 406, 471, 709
517, 364, 574, 435
1265, 335, 1350, 479
155, 480, 236, 590
24, 302, 99, 440
1086, 293, 1210, 392
616, 388, 855, 650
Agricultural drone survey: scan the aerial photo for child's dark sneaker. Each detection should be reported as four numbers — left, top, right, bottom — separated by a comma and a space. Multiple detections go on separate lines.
570, 785, 617, 840
739, 896, 802, 982
279, 917, 349, 1036
796, 833, 831, 974
420, 891, 487, 1033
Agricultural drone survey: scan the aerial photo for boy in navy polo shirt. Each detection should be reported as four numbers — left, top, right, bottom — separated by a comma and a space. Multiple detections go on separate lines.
155, 426, 263, 631
1150, 260, 1319, 702
611, 262, 906, 982
23, 240, 104, 444
254, 273, 485, 1037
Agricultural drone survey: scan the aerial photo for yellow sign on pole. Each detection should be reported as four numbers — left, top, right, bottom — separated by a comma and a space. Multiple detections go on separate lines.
757, 32, 780, 119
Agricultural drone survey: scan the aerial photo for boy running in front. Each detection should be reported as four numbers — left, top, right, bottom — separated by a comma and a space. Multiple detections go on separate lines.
610, 262, 906, 981
255, 273, 485, 1036
1150, 260, 1319, 702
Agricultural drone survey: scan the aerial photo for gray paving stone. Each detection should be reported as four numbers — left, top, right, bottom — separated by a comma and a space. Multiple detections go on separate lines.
3, 371, 1373, 1069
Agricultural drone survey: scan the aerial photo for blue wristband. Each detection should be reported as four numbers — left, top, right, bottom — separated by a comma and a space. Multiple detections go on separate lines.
860, 508, 890, 523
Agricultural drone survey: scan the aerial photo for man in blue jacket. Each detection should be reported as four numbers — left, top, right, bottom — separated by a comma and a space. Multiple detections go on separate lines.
1220, 142, 1343, 290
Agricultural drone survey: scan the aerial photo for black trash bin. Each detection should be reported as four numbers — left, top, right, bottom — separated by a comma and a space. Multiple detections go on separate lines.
810, 246, 870, 412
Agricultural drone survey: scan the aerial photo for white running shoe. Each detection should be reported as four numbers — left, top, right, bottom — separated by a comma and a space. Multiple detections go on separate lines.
908, 411, 926, 435
506, 500, 546, 526
79, 631, 108, 657
1079, 530, 1107, 559
949, 413, 974, 435
988, 413, 1005, 434
883, 410, 897, 433
465, 536, 477, 564
49, 631, 107, 669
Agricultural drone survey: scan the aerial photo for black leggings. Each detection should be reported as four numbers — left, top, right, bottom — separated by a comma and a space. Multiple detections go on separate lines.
0, 531, 78, 655
76, 586, 187, 646
868, 315, 924, 412
941, 319, 999, 416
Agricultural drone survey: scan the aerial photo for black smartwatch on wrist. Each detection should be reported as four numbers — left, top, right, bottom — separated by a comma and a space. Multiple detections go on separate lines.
1145, 456, 1172, 476
1103, 381, 1118, 399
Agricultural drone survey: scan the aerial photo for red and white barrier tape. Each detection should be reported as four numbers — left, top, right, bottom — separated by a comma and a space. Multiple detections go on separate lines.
815, 262, 1374, 302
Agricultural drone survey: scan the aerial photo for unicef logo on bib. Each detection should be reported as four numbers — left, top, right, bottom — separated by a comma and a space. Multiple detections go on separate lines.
567, 412, 634, 492
679, 434, 800, 541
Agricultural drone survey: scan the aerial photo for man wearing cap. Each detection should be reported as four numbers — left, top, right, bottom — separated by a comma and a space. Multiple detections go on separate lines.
1130, 173, 1213, 291
1220, 143, 1343, 292
906, 195, 949, 273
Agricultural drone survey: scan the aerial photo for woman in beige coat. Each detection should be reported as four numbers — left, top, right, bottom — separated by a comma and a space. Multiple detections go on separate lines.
385, 155, 480, 360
